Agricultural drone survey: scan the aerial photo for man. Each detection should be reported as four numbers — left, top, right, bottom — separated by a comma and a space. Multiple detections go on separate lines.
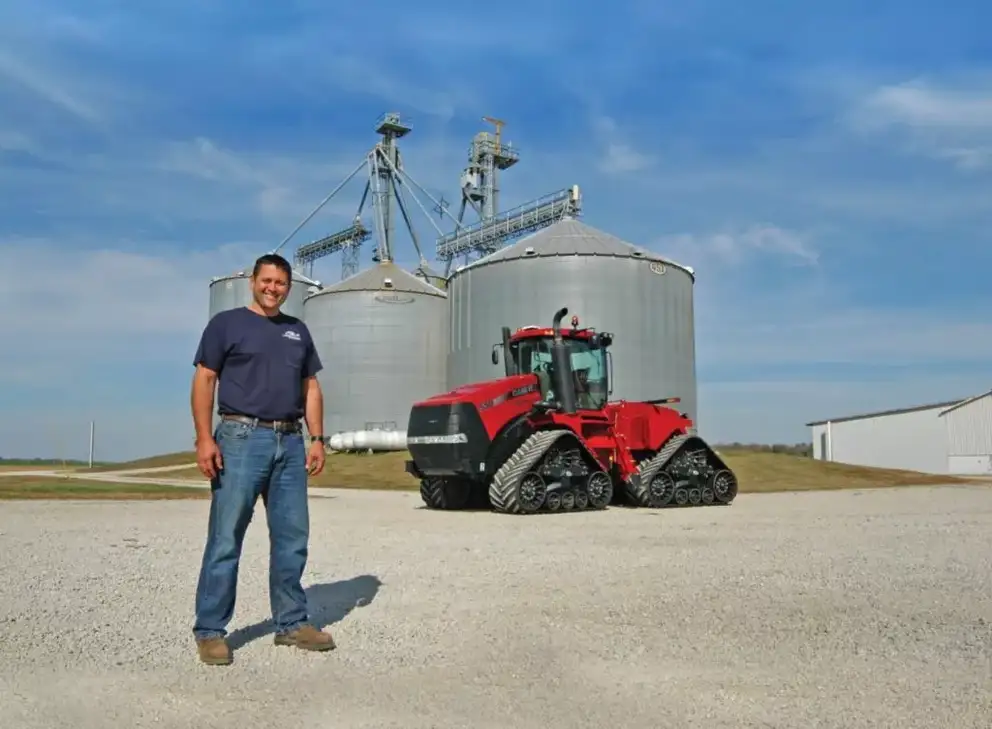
189, 252, 334, 666
573, 368, 596, 410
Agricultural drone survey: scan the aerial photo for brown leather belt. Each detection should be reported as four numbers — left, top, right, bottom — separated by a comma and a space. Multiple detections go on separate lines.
221, 414, 302, 433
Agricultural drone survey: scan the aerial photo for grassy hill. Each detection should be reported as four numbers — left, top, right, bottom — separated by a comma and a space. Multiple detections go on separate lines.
0, 477, 208, 500
89, 452, 197, 471
91, 446, 973, 493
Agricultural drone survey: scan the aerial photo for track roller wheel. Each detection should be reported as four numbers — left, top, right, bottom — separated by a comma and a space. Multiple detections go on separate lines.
517, 472, 548, 512
624, 470, 676, 508
420, 477, 471, 510
688, 488, 702, 505
585, 471, 613, 509
650, 472, 676, 507
711, 469, 738, 504
701, 487, 715, 505
574, 490, 589, 509
545, 491, 561, 511
674, 488, 689, 506
561, 491, 575, 510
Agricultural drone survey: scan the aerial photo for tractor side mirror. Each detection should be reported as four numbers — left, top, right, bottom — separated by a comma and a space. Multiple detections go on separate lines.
491, 345, 500, 365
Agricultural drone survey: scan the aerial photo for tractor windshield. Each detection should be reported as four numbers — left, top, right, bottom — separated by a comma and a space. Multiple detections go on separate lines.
510, 336, 609, 410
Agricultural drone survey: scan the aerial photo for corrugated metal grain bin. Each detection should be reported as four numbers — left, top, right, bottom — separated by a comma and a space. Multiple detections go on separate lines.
303, 261, 449, 440
445, 218, 699, 422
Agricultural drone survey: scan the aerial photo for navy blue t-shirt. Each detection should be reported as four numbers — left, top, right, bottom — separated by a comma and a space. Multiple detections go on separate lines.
192, 307, 323, 421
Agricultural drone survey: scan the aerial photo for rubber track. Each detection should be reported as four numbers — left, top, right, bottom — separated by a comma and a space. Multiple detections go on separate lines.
627, 433, 736, 507
420, 477, 470, 510
488, 429, 572, 514
636, 433, 692, 485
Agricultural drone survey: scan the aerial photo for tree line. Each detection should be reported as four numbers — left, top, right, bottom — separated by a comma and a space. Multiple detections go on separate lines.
713, 442, 813, 457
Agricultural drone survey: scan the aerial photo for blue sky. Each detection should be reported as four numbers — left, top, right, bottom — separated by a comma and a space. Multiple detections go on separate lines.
2, 1, 991, 460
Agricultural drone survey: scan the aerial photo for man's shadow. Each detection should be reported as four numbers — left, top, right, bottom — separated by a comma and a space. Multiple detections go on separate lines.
226, 574, 382, 651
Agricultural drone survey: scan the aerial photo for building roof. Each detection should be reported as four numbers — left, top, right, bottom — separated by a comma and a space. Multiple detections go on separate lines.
312, 261, 446, 297
805, 398, 965, 427
454, 218, 695, 277
938, 388, 992, 417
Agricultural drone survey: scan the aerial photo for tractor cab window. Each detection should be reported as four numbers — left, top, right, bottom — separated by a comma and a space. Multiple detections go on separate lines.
565, 338, 608, 410
510, 336, 609, 410
512, 338, 555, 400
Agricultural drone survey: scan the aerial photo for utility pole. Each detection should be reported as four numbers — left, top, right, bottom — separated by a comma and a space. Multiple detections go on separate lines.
88, 421, 95, 468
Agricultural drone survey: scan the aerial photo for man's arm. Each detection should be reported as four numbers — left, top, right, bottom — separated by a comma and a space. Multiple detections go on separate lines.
190, 314, 228, 443
302, 375, 327, 476
302, 375, 324, 439
191, 365, 219, 443
300, 327, 325, 439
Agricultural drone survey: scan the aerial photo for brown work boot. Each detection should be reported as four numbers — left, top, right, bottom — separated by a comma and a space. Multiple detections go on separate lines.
274, 624, 336, 652
196, 636, 232, 665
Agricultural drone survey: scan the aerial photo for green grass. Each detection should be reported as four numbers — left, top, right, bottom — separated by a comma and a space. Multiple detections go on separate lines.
3, 444, 977, 502
0, 458, 108, 469
0, 464, 70, 473
0, 476, 208, 500
714, 448, 971, 492
164, 450, 416, 490
133, 446, 976, 494
85, 452, 196, 471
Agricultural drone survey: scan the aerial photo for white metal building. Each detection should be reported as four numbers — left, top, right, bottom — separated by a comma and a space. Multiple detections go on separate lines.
807, 399, 963, 475
939, 389, 992, 475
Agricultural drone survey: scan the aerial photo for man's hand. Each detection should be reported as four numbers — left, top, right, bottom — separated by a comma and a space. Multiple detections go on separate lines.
306, 439, 326, 476
196, 437, 223, 479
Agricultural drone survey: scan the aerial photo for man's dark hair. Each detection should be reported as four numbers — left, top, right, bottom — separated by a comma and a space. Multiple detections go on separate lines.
252, 253, 293, 280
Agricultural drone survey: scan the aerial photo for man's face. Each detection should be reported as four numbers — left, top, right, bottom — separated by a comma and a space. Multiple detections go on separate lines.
251, 264, 291, 309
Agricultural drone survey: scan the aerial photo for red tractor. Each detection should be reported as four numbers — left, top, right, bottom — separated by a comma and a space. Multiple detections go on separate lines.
405, 307, 738, 514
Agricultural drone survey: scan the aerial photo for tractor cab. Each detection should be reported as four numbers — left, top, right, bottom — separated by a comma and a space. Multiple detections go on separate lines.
491, 309, 613, 412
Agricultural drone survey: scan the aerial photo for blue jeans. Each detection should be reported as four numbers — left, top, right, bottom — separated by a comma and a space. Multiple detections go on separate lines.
193, 418, 311, 640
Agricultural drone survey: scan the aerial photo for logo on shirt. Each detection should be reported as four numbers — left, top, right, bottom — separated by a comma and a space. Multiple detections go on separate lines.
283, 330, 301, 341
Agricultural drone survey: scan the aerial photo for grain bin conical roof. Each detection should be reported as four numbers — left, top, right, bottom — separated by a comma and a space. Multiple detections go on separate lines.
455, 218, 693, 276
323, 261, 447, 297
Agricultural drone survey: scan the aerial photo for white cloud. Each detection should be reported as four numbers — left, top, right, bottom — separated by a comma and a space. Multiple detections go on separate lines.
648, 223, 992, 407
0, 129, 470, 256
858, 79, 992, 129
0, 48, 102, 123
600, 142, 653, 174
590, 115, 658, 175
0, 238, 262, 460
0, 236, 257, 351
657, 224, 819, 267
846, 75, 992, 170
152, 137, 381, 226
0, 128, 34, 153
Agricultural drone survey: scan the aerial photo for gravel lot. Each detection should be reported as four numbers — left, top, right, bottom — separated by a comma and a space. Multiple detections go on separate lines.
2, 485, 991, 728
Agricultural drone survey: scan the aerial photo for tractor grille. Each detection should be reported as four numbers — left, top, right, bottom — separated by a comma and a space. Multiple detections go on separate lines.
406, 403, 489, 476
